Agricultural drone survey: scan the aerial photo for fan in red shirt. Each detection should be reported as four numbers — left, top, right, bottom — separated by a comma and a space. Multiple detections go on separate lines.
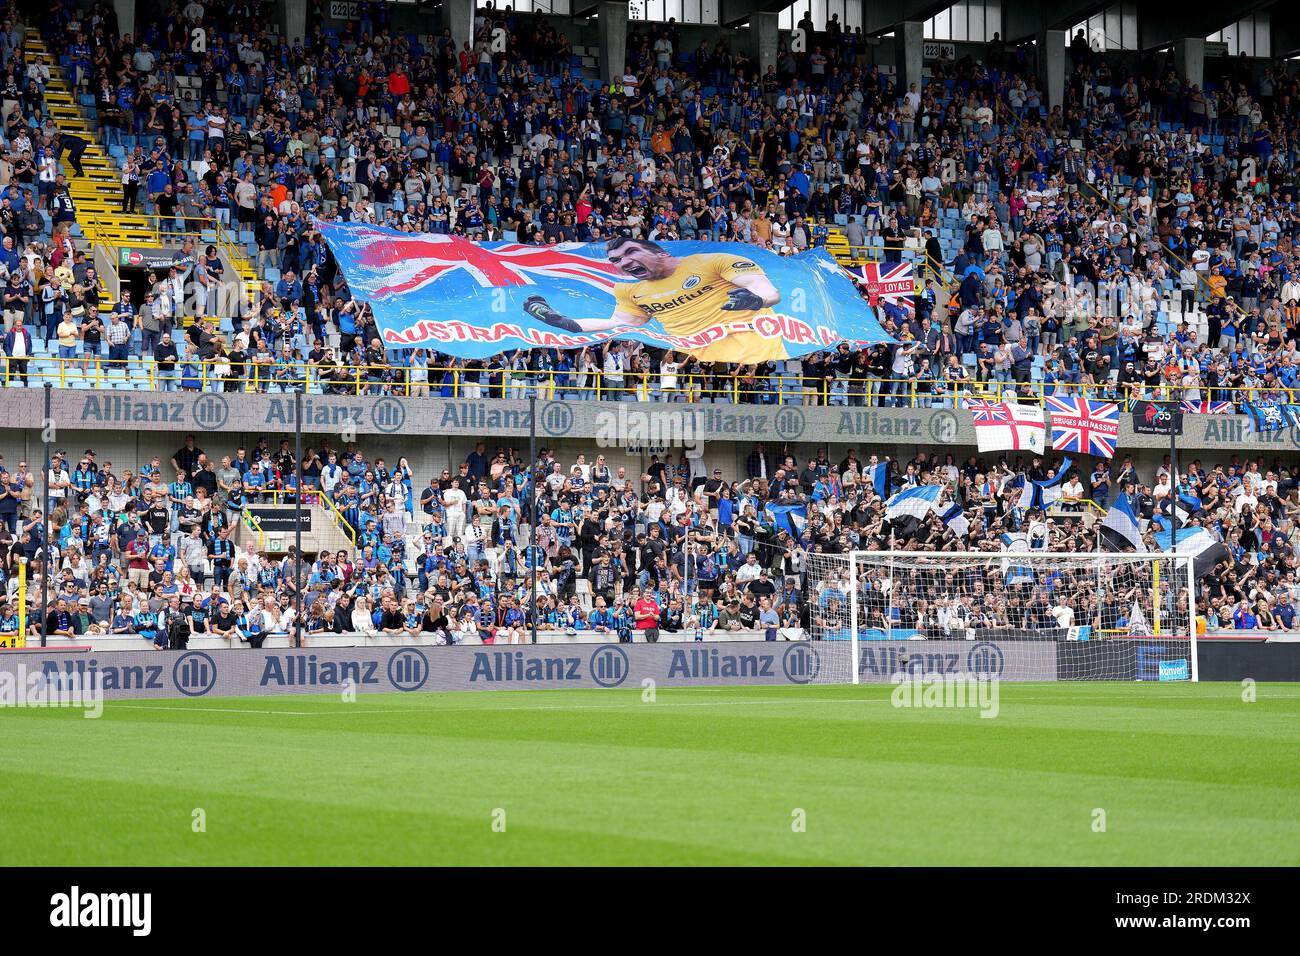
387, 67, 410, 98
633, 593, 661, 643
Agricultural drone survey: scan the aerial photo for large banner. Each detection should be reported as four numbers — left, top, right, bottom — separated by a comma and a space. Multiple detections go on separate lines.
316, 221, 895, 361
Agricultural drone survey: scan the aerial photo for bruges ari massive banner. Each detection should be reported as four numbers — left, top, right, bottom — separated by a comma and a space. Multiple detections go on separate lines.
316, 221, 895, 362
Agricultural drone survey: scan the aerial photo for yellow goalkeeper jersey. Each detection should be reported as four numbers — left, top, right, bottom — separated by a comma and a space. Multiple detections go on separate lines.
614, 253, 791, 363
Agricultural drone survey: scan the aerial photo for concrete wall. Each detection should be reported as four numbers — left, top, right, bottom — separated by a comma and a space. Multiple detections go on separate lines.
0, 425, 1242, 490
0, 426, 742, 491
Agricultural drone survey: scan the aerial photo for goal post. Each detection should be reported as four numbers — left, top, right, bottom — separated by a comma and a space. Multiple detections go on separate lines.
800, 550, 1198, 684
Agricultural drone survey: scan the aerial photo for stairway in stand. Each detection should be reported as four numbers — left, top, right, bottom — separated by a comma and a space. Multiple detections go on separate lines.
25, 29, 261, 310
23, 33, 158, 248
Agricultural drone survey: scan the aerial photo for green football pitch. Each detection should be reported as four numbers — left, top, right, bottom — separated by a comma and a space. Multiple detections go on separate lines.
1, 682, 1297, 866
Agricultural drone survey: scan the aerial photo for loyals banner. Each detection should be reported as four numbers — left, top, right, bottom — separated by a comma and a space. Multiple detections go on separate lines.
315, 220, 895, 363
0, 640, 1057, 700
846, 262, 917, 322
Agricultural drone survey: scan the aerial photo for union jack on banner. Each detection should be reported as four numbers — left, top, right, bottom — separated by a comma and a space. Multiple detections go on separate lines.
321, 226, 629, 298
964, 399, 1011, 424
849, 262, 916, 321
1180, 400, 1234, 415
1046, 396, 1120, 459
965, 399, 1046, 454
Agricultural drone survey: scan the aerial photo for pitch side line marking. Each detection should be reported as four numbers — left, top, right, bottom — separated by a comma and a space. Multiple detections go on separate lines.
104, 691, 1300, 718
106, 697, 899, 716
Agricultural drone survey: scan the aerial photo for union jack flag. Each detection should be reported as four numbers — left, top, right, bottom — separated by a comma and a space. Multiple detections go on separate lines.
1181, 400, 1234, 415
964, 399, 1011, 424
318, 224, 629, 298
1046, 396, 1120, 459
849, 262, 916, 321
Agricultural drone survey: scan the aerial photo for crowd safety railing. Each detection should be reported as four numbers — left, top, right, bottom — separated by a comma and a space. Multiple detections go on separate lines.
244, 489, 358, 544
240, 508, 265, 551
1047, 498, 1105, 518
0, 355, 1282, 410
81, 211, 249, 252
81, 213, 260, 310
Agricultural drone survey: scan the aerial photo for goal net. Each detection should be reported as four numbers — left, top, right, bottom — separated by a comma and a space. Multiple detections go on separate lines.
799, 551, 1198, 684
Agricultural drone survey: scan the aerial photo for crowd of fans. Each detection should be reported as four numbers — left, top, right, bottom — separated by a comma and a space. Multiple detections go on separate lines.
2, 431, 1299, 647
0, 434, 812, 646
0, 2, 1294, 406
0, 2, 1296, 638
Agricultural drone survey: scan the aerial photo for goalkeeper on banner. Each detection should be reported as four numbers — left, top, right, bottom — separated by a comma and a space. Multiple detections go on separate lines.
522, 237, 791, 364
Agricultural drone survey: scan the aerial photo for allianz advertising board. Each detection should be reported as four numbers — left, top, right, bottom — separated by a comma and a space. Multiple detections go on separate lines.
2, 640, 1055, 700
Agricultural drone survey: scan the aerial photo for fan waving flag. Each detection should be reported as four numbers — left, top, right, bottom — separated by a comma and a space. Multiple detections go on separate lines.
1099, 495, 1147, 552
764, 503, 808, 538
1047, 397, 1120, 458
940, 502, 970, 538
885, 484, 943, 520
865, 460, 890, 499
1000, 532, 1036, 584
1153, 527, 1231, 579
1017, 457, 1074, 511
966, 400, 1046, 454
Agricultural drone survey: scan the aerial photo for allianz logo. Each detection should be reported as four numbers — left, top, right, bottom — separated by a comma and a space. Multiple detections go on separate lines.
470, 647, 629, 687
41, 659, 165, 690
668, 648, 779, 678
470, 651, 584, 682
259, 655, 382, 686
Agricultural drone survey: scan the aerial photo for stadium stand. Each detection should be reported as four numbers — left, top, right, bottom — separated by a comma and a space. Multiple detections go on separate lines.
1, 0, 1299, 648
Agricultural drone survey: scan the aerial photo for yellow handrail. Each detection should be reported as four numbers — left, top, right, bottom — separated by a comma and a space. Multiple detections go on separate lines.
0, 354, 1278, 409
80, 213, 260, 302
253, 489, 356, 543
240, 508, 265, 550
311, 490, 357, 543
1048, 497, 1106, 517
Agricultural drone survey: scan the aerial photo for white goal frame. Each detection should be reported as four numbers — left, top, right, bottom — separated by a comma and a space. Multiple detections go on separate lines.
834, 550, 1198, 684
